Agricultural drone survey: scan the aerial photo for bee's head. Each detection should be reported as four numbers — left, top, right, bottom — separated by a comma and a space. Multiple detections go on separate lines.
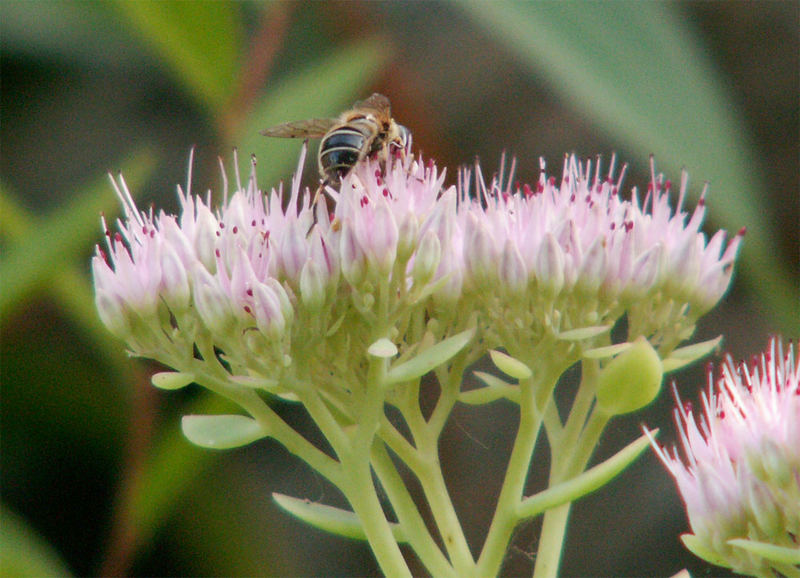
391, 123, 412, 153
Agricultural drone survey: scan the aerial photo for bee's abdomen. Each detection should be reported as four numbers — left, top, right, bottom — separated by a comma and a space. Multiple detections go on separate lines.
318, 121, 373, 183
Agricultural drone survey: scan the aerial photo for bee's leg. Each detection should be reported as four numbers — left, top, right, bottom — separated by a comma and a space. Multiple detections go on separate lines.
311, 181, 324, 208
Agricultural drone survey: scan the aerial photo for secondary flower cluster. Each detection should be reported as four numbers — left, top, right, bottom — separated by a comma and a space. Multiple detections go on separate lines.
93, 148, 741, 397
650, 338, 800, 575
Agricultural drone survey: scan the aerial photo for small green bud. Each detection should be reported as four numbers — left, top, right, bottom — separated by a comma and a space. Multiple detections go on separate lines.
596, 336, 663, 415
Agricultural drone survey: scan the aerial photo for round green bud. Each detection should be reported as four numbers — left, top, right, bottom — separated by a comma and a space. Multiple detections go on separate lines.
596, 337, 663, 415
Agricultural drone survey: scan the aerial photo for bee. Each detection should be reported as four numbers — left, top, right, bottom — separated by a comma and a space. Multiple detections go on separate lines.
260, 93, 410, 201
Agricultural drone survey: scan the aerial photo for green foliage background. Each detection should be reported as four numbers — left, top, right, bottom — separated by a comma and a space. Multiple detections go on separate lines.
1, 1, 796, 576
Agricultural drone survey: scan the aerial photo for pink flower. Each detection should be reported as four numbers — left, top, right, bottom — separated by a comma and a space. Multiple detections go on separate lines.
454, 156, 743, 348
648, 338, 800, 575
93, 148, 742, 393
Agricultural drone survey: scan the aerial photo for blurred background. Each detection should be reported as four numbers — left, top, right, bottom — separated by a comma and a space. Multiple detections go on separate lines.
1, 1, 797, 576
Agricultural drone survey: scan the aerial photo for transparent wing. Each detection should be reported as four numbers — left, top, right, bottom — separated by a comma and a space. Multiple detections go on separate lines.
260, 118, 337, 139
352, 93, 391, 118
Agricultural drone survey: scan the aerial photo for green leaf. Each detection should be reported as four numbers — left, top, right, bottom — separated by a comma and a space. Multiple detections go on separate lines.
582, 342, 632, 360
457, 1, 797, 334
0, 148, 156, 320
132, 393, 231, 536
181, 414, 267, 450
661, 336, 723, 373
385, 328, 475, 385
151, 371, 195, 390
517, 431, 655, 520
272, 493, 406, 543
0, 504, 73, 577
681, 534, 732, 569
113, 0, 241, 113
489, 350, 532, 380
556, 325, 611, 341
237, 39, 389, 187
727, 539, 800, 565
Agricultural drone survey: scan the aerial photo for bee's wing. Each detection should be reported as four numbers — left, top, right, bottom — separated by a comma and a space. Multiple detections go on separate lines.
350, 94, 393, 126
260, 118, 337, 139
352, 93, 391, 115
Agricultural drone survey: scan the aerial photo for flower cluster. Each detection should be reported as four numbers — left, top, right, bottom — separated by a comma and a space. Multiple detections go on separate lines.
649, 338, 800, 575
93, 148, 741, 403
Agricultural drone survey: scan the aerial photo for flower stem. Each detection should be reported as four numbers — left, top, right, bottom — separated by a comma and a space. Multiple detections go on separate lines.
476, 373, 545, 576
370, 441, 457, 577
340, 455, 413, 578
414, 434, 476, 574
532, 392, 611, 578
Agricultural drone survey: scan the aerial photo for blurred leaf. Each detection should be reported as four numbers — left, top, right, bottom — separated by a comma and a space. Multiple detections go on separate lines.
131, 393, 237, 538
0, 148, 155, 321
0, 504, 73, 577
236, 38, 389, 188
457, 1, 797, 333
113, 0, 242, 113
0, 1, 138, 67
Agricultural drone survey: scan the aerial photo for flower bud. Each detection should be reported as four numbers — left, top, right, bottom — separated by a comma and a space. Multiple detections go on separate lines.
596, 336, 663, 415
252, 283, 285, 338
95, 288, 131, 340
160, 243, 190, 311
535, 233, 565, 294
412, 230, 441, 287
396, 215, 418, 262
193, 269, 233, 334
300, 258, 328, 311
499, 240, 527, 293
340, 222, 366, 287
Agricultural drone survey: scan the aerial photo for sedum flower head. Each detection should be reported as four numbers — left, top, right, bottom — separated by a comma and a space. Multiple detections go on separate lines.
649, 338, 800, 576
93, 147, 741, 409
455, 155, 741, 361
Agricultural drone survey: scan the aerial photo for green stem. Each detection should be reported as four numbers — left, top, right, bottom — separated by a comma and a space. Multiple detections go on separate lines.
340, 455, 413, 578
532, 404, 610, 578
396, 367, 475, 574
475, 373, 546, 576
188, 366, 342, 484
414, 433, 476, 574
300, 383, 411, 576
370, 442, 456, 577
531, 503, 571, 578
